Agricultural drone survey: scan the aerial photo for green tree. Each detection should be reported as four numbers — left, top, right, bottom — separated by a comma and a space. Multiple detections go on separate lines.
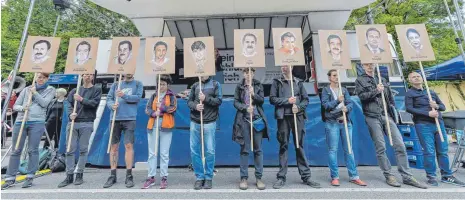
345, 0, 463, 72
1, 0, 140, 82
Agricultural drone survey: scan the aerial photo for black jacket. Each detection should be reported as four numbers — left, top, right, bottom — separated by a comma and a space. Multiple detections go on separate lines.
187, 78, 222, 124
355, 73, 395, 119
232, 78, 269, 145
67, 85, 102, 122
270, 75, 309, 119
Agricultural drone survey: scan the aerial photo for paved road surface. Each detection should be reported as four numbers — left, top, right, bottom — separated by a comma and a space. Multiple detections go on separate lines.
2, 166, 465, 199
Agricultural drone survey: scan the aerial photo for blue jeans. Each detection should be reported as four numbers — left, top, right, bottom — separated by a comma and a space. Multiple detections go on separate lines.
147, 119, 173, 178
6, 123, 45, 180
325, 121, 359, 180
415, 121, 452, 179
190, 121, 216, 180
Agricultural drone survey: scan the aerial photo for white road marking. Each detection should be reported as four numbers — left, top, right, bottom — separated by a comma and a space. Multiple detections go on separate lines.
2, 188, 465, 193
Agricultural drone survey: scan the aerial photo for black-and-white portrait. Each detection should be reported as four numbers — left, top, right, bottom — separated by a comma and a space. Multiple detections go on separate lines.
31, 40, 51, 64
114, 40, 132, 65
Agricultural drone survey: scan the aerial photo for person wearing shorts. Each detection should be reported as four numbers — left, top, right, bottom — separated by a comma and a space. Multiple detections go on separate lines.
103, 74, 143, 188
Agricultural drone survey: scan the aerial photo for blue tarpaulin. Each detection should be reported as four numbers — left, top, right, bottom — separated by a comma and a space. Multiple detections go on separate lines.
75, 96, 403, 167
420, 55, 465, 80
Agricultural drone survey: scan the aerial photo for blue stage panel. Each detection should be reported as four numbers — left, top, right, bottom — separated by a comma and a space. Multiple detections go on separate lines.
82, 96, 398, 167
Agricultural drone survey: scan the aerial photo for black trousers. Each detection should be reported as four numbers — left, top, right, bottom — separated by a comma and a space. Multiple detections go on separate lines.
44, 119, 61, 149
276, 114, 311, 181
239, 120, 264, 180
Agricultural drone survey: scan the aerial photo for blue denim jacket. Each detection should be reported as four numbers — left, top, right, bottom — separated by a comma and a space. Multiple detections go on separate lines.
321, 86, 353, 123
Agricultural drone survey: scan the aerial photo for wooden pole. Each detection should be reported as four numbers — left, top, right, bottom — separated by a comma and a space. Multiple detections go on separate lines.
419, 61, 444, 142
198, 76, 206, 172
107, 74, 123, 153
289, 66, 300, 149
66, 75, 82, 152
154, 74, 161, 156
375, 64, 393, 146
15, 73, 37, 150
337, 70, 352, 155
248, 67, 254, 151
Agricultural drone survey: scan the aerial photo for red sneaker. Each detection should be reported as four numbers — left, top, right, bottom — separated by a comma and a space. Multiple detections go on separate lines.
141, 177, 155, 189
160, 177, 168, 189
350, 179, 367, 186
331, 179, 340, 186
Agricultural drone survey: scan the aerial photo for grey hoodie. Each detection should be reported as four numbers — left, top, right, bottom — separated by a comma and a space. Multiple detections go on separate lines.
13, 85, 55, 123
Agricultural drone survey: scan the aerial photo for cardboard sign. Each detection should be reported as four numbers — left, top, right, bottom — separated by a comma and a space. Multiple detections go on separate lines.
183, 37, 216, 78
107, 37, 140, 74
234, 29, 266, 68
272, 28, 305, 66
395, 24, 436, 62
19, 36, 61, 73
318, 30, 352, 70
355, 24, 393, 64
144, 37, 176, 74
64, 38, 99, 74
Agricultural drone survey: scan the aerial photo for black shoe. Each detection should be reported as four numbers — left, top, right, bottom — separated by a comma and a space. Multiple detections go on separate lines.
103, 175, 116, 188
58, 174, 74, 188
194, 180, 204, 190
74, 173, 84, 185
125, 174, 135, 188
204, 180, 212, 189
1, 180, 15, 190
303, 179, 321, 188
273, 179, 285, 189
22, 178, 33, 188
441, 176, 465, 187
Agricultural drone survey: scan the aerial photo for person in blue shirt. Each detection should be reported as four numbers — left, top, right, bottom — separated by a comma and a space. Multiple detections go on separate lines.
103, 74, 143, 188
321, 69, 367, 187
405, 72, 465, 187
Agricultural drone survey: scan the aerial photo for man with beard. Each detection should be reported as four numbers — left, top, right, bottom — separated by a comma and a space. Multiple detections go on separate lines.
278, 32, 299, 56
327, 35, 343, 62
364, 28, 385, 55
191, 41, 207, 73
151, 41, 169, 71
75, 41, 92, 66
406, 28, 423, 55
31, 40, 51, 64
114, 41, 133, 65
58, 74, 102, 188
242, 33, 258, 57
103, 74, 143, 188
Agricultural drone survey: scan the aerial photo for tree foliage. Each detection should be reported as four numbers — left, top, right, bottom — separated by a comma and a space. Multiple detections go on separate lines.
1, 0, 140, 82
345, 0, 463, 72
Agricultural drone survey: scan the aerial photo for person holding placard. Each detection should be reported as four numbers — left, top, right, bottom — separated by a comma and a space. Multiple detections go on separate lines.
232, 68, 269, 190
405, 72, 465, 187
142, 75, 177, 189
187, 76, 222, 190
2, 73, 55, 190
270, 65, 320, 189
58, 73, 102, 188
321, 69, 367, 187
103, 74, 143, 188
355, 63, 426, 189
